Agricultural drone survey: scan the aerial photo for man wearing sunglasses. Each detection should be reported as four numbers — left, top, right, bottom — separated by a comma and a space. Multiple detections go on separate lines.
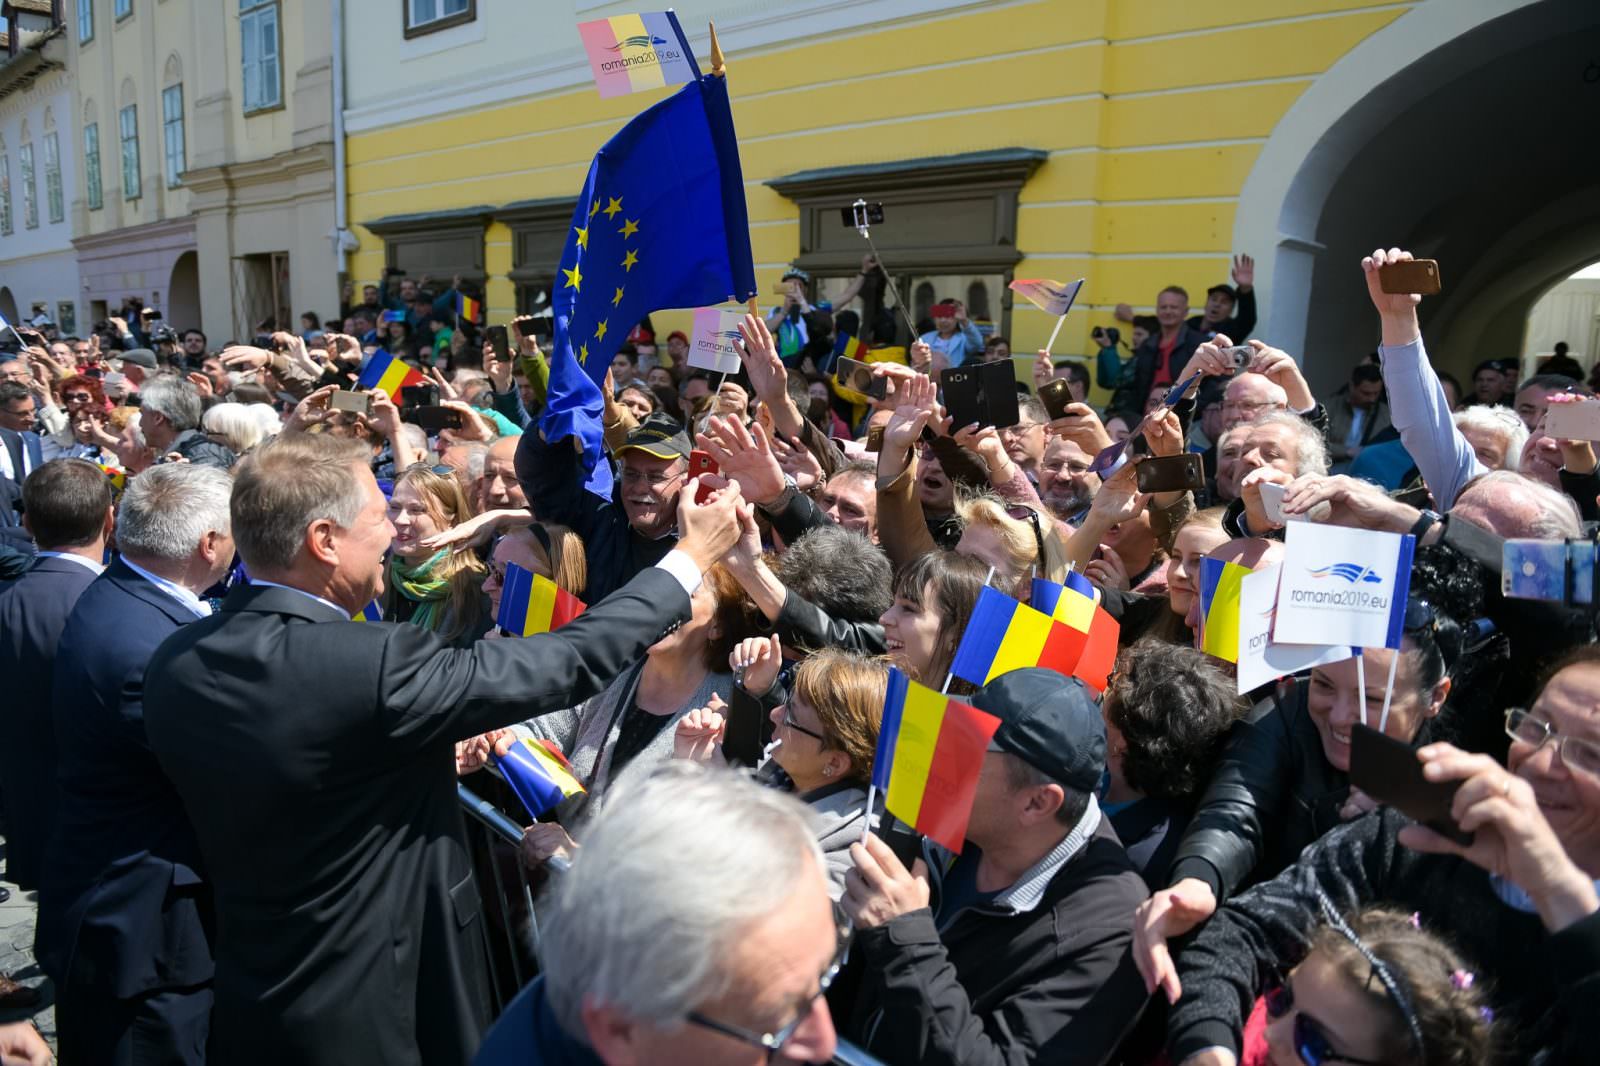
474, 761, 840, 1065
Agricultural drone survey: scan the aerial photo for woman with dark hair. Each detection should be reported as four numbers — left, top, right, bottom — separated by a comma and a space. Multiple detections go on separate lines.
878, 549, 991, 690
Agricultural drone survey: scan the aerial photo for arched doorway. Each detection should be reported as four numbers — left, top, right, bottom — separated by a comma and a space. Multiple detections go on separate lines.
168, 251, 201, 333
0, 286, 18, 328
1235, 0, 1600, 393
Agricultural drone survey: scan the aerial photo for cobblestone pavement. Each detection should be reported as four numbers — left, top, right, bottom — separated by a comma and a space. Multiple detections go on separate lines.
0, 835, 56, 1055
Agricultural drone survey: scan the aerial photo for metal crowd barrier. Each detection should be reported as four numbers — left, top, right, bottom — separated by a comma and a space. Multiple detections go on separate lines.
455, 782, 883, 1065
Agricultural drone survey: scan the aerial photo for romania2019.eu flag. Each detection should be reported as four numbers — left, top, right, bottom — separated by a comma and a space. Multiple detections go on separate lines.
498, 738, 585, 820
496, 562, 586, 636
357, 349, 425, 397
951, 586, 1120, 694
540, 22, 757, 501
872, 669, 1000, 853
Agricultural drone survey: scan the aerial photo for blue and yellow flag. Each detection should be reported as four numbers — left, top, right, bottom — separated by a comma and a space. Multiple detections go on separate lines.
498, 738, 586, 819
352, 599, 383, 623
541, 51, 758, 499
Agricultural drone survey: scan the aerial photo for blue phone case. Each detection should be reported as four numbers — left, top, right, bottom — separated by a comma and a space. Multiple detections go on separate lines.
1502, 539, 1594, 605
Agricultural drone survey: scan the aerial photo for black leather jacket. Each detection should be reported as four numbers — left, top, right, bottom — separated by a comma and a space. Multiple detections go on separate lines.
1165, 679, 1348, 906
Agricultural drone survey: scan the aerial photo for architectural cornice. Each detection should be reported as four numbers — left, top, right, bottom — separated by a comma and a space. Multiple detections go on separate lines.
73, 213, 197, 254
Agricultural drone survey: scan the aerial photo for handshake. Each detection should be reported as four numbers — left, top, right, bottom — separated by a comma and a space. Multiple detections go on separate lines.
673, 472, 751, 574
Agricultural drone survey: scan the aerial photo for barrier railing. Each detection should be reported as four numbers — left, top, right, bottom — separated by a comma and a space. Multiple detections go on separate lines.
455, 781, 883, 1065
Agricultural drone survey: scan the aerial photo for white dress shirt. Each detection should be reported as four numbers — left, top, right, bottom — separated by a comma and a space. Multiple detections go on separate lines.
121, 557, 211, 618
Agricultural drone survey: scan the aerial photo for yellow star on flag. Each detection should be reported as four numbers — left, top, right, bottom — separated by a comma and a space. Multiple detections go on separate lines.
612, 286, 625, 307
589, 200, 600, 218
562, 263, 583, 291
602, 197, 623, 220
621, 249, 639, 273
595, 320, 609, 342
619, 218, 640, 239
579, 342, 589, 364
574, 225, 589, 250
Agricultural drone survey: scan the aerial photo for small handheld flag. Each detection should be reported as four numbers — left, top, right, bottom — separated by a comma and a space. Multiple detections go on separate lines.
688, 307, 744, 374
828, 331, 865, 374
950, 586, 1119, 694
1030, 574, 1098, 632
1008, 278, 1084, 317
352, 599, 383, 623
1198, 558, 1251, 663
870, 669, 1000, 853
496, 562, 586, 636
578, 12, 699, 99
95, 463, 127, 494
498, 738, 586, 819
357, 349, 426, 397
456, 292, 482, 323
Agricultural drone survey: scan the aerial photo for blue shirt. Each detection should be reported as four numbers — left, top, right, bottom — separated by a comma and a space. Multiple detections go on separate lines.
919, 321, 984, 368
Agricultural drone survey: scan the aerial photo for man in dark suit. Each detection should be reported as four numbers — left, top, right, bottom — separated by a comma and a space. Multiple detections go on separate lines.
41, 463, 236, 1065
143, 431, 742, 1066
0, 380, 45, 485
0, 459, 113, 1007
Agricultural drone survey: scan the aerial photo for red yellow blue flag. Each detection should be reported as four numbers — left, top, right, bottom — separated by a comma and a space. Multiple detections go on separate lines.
456, 292, 482, 323
951, 586, 1119, 694
496, 562, 586, 636
1030, 572, 1098, 632
577, 11, 698, 99
829, 332, 864, 373
357, 349, 426, 397
1198, 558, 1252, 663
498, 738, 585, 818
352, 599, 382, 623
871, 669, 1000, 853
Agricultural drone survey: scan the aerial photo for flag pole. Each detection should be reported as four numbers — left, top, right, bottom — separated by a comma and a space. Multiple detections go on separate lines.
1376, 647, 1401, 734
1355, 649, 1367, 729
1043, 313, 1068, 356
858, 785, 877, 844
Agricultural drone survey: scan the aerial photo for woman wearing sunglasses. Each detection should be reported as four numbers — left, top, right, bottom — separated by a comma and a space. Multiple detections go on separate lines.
1166, 645, 1600, 1065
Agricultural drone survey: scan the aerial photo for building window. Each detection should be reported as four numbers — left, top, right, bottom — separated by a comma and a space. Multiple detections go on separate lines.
0, 156, 11, 236
119, 104, 140, 201
43, 133, 63, 223
405, 0, 473, 38
84, 123, 103, 210
115, 0, 131, 19
57, 302, 78, 336
162, 85, 185, 187
20, 143, 37, 229
78, 0, 94, 42
240, 1, 282, 113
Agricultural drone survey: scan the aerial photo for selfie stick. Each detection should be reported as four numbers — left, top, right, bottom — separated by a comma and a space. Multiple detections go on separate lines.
1376, 648, 1401, 734
850, 200, 919, 342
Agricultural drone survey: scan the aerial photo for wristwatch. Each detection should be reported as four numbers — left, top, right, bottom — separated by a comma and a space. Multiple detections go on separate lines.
1408, 509, 1442, 542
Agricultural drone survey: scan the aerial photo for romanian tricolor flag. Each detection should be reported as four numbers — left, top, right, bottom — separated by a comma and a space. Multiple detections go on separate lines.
96, 463, 127, 494
577, 11, 698, 99
1030, 571, 1099, 632
496, 562, 586, 636
951, 586, 1120, 694
352, 599, 382, 623
830, 331, 864, 372
872, 669, 1000, 853
498, 737, 586, 819
456, 292, 481, 323
357, 349, 426, 397
1198, 558, 1252, 663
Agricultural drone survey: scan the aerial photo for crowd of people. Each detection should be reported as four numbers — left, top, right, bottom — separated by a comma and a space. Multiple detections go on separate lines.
0, 242, 1596, 1066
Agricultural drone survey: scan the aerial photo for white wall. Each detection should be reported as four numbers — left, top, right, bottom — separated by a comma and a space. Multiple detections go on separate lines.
1525, 275, 1600, 370
0, 73, 81, 328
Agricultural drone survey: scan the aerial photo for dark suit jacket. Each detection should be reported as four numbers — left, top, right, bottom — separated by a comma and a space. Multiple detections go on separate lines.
38, 559, 214, 995
0, 554, 100, 889
0, 425, 44, 483
142, 568, 694, 1066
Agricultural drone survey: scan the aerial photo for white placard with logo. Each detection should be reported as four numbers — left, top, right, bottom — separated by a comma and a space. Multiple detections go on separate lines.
1273, 524, 1414, 649
689, 307, 744, 374
1236, 564, 1353, 694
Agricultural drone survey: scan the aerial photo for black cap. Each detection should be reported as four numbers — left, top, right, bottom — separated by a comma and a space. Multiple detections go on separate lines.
617, 412, 691, 461
112, 348, 158, 370
969, 669, 1105, 793
1206, 283, 1237, 300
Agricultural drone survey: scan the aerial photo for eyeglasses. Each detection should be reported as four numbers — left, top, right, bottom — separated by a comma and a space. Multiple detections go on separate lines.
619, 465, 686, 489
685, 909, 848, 1060
1005, 504, 1047, 567
1505, 706, 1600, 778
1224, 399, 1286, 416
779, 703, 826, 744
1264, 979, 1385, 1066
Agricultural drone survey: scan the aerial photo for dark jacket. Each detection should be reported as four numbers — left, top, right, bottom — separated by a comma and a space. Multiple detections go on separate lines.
1130, 324, 1211, 410
1166, 681, 1347, 906
1108, 797, 1191, 893
474, 977, 600, 1066
0, 554, 99, 889
39, 560, 214, 998
142, 571, 693, 1066
1184, 287, 1256, 342
515, 426, 676, 604
1168, 808, 1600, 1064
166, 428, 237, 471
849, 814, 1149, 1066
1322, 388, 1392, 464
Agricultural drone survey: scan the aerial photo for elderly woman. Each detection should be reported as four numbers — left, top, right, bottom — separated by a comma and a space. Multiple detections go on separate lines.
380, 462, 489, 645
201, 402, 277, 456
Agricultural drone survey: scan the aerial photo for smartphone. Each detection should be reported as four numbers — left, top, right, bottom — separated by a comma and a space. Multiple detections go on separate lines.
689, 450, 720, 504
380, 309, 407, 324
941, 366, 984, 431
1038, 378, 1074, 421
1348, 724, 1471, 845
942, 361, 1019, 430
840, 201, 885, 228
1135, 453, 1205, 494
865, 425, 885, 452
410, 405, 462, 432
141, 308, 161, 320
487, 325, 512, 362
929, 302, 958, 319
720, 685, 772, 769
836, 356, 888, 401
1543, 398, 1600, 441
1503, 539, 1596, 606
1257, 479, 1288, 525
329, 390, 372, 415
400, 383, 439, 410
1378, 259, 1442, 296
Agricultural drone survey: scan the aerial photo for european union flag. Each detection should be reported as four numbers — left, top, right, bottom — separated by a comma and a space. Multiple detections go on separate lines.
542, 20, 758, 499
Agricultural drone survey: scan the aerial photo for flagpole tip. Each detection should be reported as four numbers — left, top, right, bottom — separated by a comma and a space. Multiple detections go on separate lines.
709, 21, 725, 77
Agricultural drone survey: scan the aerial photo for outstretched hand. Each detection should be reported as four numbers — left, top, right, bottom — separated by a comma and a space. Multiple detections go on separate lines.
698, 414, 786, 507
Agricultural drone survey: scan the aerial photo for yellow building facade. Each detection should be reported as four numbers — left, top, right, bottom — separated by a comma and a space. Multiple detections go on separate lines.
343, 0, 1599, 391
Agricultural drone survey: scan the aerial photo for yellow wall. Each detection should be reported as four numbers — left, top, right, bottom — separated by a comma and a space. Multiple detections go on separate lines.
346, 0, 1415, 358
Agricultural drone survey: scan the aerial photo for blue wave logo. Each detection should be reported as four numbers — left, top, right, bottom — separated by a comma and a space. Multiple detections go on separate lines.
1308, 563, 1382, 584
606, 34, 668, 52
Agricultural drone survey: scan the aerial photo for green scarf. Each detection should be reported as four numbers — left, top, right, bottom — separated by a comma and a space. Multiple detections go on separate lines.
390, 550, 451, 632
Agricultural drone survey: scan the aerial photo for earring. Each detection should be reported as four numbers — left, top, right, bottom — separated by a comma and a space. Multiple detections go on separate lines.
823, 765, 835, 777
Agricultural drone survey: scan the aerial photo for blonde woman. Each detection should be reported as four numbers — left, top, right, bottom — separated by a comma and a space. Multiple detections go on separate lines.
953, 494, 1070, 604
381, 462, 490, 645
482, 522, 587, 632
